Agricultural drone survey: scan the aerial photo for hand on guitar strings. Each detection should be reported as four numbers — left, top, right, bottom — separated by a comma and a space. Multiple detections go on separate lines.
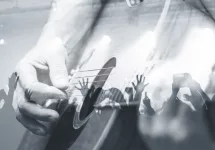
13, 37, 69, 136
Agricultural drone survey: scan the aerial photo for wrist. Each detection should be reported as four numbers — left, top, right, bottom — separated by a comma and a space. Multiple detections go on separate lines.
134, 93, 142, 101
172, 89, 179, 95
170, 92, 177, 100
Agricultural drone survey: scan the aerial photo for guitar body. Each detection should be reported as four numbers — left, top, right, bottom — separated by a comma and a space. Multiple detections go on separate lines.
17, 0, 215, 150
45, 14, 152, 149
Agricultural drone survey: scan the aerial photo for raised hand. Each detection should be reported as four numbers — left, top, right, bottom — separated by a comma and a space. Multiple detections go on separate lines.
142, 92, 151, 107
75, 78, 89, 96
139, 92, 155, 116
132, 74, 149, 94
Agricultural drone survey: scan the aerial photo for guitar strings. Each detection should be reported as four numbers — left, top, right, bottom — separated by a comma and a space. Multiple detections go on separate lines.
76, 67, 115, 73
71, 80, 109, 85
74, 73, 114, 79
70, 65, 159, 106
69, 59, 162, 106
68, 66, 116, 101
71, 72, 141, 103
69, 67, 115, 85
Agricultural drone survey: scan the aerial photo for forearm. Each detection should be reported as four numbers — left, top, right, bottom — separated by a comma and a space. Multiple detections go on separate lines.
38, 0, 103, 45
196, 87, 211, 102
134, 93, 143, 102
35, 0, 105, 70
169, 89, 179, 101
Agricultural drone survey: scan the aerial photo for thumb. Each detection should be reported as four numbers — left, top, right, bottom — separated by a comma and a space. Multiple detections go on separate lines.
48, 55, 69, 90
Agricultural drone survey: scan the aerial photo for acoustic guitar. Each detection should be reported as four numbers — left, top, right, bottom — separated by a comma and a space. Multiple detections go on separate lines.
17, 0, 215, 150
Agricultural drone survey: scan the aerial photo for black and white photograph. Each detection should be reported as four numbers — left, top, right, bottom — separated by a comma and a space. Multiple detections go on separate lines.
1, 0, 215, 150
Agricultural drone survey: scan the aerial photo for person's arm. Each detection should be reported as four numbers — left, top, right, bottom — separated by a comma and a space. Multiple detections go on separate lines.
159, 77, 181, 117
166, 81, 180, 106
131, 74, 155, 116
37, 0, 107, 71
187, 79, 210, 110
13, 0, 104, 136
139, 92, 156, 116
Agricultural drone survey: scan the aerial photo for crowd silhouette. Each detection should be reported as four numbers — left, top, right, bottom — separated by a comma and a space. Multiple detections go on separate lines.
74, 70, 215, 144
0, 72, 17, 111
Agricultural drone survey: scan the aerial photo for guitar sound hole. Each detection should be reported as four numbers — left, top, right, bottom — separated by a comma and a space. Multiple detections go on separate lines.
79, 86, 103, 120
79, 57, 117, 121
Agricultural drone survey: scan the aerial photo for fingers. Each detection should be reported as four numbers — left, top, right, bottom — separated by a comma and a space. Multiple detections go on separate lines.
79, 80, 83, 87
16, 62, 38, 89
82, 78, 85, 86
136, 75, 139, 83
14, 83, 61, 136
144, 92, 150, 100
16, 61, 67, 106
48, 54, 69, 90
136, 74, 146, 83
78, 78, 88, 87
25, 83, 67, 105
143, 76, 145, 83
16, 110, 48, 136
139, 75, 143, 82
145, 92, 147, 98
86, 78, 89, 85
144, 83, 149, 88
18, 101, 59, 122
74, 85, 81, 90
